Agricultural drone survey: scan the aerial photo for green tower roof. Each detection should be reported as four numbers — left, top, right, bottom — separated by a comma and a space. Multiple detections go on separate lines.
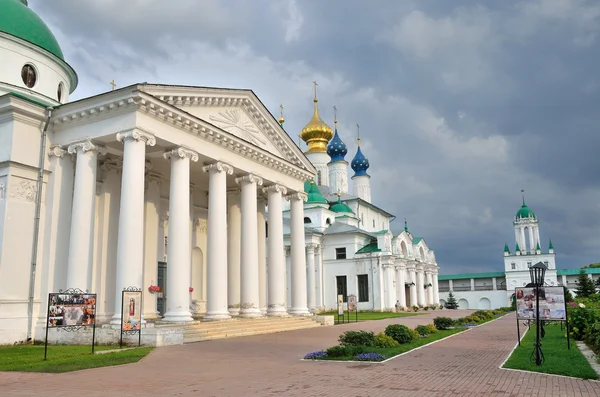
305, 180, 327, 204
330, 195, 353, 214
516, 242, 521, 252
549, 239, 554, 250
516, 196, 536, 220
504, 243, 510, 253
536, 242, 541, 251
0, 0, 64, 60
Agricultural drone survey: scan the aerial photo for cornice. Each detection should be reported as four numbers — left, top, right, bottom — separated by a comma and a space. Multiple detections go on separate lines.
51, 90, 313, 183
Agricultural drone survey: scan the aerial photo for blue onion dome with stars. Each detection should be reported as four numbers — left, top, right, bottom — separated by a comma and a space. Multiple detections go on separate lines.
327, 127, 348, 162
351, 125, 369, 176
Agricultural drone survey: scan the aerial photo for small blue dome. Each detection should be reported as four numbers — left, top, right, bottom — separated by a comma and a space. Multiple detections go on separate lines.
326, 128, 347, 162
351, 146, 369, 176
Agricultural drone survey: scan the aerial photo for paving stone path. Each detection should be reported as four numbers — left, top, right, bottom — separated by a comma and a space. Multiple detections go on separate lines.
1, 310, 598, 396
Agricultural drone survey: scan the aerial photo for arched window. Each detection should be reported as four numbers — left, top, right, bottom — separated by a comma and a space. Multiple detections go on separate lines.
304, 217, 311, 224
21, 64, 37, 88
57, 82, 64, 102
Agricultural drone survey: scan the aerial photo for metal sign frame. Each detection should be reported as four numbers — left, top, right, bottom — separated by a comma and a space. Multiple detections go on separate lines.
120, 286, 142, 348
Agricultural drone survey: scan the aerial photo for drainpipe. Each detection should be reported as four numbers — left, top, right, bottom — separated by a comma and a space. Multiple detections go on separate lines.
26, 107, 53, 342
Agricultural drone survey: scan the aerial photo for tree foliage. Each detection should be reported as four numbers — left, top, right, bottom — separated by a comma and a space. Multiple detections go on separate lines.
445, 292, 459, 309
575, 269, 596, 298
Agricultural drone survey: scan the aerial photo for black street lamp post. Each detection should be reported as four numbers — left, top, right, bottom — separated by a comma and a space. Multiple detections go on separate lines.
530, 261, 547, 366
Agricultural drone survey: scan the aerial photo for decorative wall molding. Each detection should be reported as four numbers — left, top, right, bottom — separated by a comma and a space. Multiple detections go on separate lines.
235, 173, 263, 186
202, 161, 233, 175
67, 140, 108, 156
48, 146, 68, 159
9, 178, 37, 203
163, 147, 199, 162
209, 109, 267, 147
262, 184, 287, 196
116, 129, 157, 146
193, 218, 207, 233
285, 191, 308, 202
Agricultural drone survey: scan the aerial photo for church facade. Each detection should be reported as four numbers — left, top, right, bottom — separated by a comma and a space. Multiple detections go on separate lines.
283, 92, 440, 312
0, 0, 440, 345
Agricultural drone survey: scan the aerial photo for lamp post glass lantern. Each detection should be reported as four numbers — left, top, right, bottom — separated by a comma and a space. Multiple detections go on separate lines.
530, 261, 547, 366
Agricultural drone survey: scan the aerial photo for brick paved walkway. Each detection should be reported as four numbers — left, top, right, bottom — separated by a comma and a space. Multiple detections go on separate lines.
1, 310, 599, 396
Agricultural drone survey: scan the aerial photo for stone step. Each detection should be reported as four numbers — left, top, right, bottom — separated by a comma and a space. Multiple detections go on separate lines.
181, 320, 315, 336
184, 318, 314, 330
183, 322, 321, 343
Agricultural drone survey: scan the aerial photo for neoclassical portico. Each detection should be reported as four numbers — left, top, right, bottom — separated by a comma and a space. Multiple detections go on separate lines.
37, 84, 317, 328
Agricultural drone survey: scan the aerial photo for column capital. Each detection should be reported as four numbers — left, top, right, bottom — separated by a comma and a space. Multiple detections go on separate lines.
193, 217, 207, 233
202, 161, 233, 174
285, 191, 308, 202
262, 184, 287, 196
314, 244, 321, 255
116, 129, 156, 146
306, 244, 317, 254
235, 173, 263, 186
67, 140, 107, 156
48, 145, 68, 159
145, 172, 163, 186
100, 158, 123, 173
164, 147, 199, 162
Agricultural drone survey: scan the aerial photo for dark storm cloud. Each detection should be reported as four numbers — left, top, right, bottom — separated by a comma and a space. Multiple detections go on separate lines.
29, 0, 600, 273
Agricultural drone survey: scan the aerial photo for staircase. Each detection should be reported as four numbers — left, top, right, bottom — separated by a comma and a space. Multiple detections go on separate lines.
155, 316, 323, 344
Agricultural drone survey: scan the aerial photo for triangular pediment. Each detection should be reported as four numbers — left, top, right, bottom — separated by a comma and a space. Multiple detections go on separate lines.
138, 84, 314, 173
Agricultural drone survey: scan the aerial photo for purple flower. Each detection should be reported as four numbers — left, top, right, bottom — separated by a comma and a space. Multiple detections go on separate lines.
304, 350, 327, 360
354, 353, 386, 361
465, 323, 478, 327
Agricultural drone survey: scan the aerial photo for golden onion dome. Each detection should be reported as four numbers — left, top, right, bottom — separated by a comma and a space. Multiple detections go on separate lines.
300, 92, 333, 153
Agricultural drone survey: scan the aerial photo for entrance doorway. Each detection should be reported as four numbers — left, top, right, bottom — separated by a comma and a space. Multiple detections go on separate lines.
157, 261, 167, 316
405, 286, 411, 307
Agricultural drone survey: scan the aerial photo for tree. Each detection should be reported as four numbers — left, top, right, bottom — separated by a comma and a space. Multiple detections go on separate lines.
445, 292, 459, 309
595, 277, 600, 293
564, 287, 574, 303
574, 269, 596, 298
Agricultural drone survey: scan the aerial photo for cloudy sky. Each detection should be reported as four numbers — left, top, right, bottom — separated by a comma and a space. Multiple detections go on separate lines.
30, 0, 600, 274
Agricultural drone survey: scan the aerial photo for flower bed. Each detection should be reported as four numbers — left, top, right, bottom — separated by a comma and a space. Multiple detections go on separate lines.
303, 308, 510, 362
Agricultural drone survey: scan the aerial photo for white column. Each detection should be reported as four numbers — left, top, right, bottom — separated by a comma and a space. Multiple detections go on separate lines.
470, 278, 475, 291
432, 271, 439, 306
385, 266, 395, 310
66, 140, 106, 290
315, 245, 323, 310
535, 227, 541, 250
520, 228, 526, 251
143, 172, 162, 320
236, 174, 263, 318
226, 189, 241, 316
397, 266, 406, 308
110, 131, 155, 323
162, 147, 198, 322
528, 229, 535, 254
417, 268, 426, 307
426, 272, 434, 305
257, 196, 267, 314
409, 268, 417, 308
287, 191, 310, 316
203, 162, 233, 320
306, 244, 317, 312
492, 277, 497, 290
285, 246, 291, 308
264, 184, 287, 316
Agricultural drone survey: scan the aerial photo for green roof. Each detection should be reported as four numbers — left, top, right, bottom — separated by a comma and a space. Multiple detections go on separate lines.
412, 237, 423, 244
516, 242, 521, 252
330, 195, 353, 214
503, 243, 510, 253
536, 242, 541, 251
375, 229, 389, 235
557, 268, 600, 276
305, 180, 327, 204
549, 239, 554, 250
438, 272, 505, 281
0, 0, 64, 60
516, 197, 536, 220
356, 242, 381, 254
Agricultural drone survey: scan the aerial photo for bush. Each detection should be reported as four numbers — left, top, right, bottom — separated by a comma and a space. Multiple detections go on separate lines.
415, 325, 430, 336
433, 316, 453, 330
374, 332, 399, 348
454, 317, 467, 326
425, 324, 438, 334
464, 315, 481, 323
412, 305, 419, 312
345, 345, 368, 356
384, 324, 416, 344
568, 299, 600, 340
354, 353, 386, 361
338, 330, 375, 347
472, 310, 494, 320
326, 346, 347, 357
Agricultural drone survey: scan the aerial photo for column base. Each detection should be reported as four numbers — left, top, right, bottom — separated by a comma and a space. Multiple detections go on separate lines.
162, 310, 194, 323
228, 306, 240, 316
203, 311, 232, 321
267, 305, 288, 317
239, 307, 263, 318
288, 307, 311, 316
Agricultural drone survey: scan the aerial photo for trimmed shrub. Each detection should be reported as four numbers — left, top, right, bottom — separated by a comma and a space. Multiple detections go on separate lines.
464, 315, 481, 323
415, 325, 430, 336
454, 317, 467, 326
412, 305, 419, 312
425, 324, 438, 334
472, 310, 494, 320
326, 345, 347, 357
338, 330, 375, 347
384, 324, 416, 344
433, 316, 453, 330
345, 345, 368, 356
374, 332, 399, 348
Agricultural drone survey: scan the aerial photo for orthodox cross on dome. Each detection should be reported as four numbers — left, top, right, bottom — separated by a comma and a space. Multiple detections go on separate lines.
278, 104, 285, 126
333, 105, 338, 126
313, 80, 318, 100
109, 80, 116, 91
356, 124, 361, 146
521, 188, 525, 205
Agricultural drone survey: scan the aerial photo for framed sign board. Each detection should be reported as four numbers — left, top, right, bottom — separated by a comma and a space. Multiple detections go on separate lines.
515, 286, 566, 321
348, 295, 357, 312
120, 287, 142, 347
337, 294, 344, 315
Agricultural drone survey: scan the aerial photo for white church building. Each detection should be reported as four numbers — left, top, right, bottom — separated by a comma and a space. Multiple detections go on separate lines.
0, 0, 439, 345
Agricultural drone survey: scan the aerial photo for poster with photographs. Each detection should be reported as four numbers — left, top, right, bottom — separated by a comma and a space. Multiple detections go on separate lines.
348, 294, 357, 312
47, 293, 96, 327
121, 291, 142, 331
515, 286, 566, 321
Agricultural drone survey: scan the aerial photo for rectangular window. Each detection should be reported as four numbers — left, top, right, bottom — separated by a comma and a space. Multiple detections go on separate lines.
335, 247, 346, 260
527, 261, 532, 268
336, 276, 347, 302
511, 263, 516, 270
357, 274, 369, 302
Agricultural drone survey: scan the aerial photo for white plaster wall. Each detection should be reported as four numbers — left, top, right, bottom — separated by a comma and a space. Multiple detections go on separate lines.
438, 290, 509, 309
328, 160, 348, 194
0, 33, 75, 104
348, 201, 389, 232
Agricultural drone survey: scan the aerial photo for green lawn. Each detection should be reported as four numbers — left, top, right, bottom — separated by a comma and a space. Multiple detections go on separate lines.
320, 311, 425, 321
0, 344, 153, 373
318, 328, 465, 361
503, 324, 598, 380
